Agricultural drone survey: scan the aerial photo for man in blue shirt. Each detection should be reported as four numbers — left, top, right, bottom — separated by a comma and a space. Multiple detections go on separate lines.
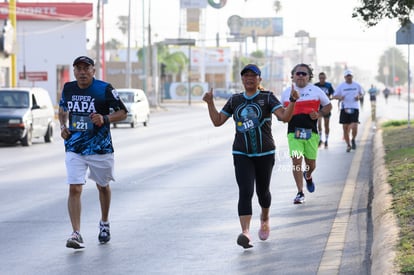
314, 72, 335, 148
58, 56, 127, 249
368, 84, 378, 121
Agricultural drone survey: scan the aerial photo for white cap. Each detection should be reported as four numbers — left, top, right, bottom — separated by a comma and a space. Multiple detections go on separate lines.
344, 69, 353, 76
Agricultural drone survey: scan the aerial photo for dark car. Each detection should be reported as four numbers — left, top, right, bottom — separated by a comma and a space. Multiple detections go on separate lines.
0, 87, 55, 146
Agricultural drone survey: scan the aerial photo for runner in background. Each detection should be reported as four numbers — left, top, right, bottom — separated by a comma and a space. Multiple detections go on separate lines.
314, 72, 335, 148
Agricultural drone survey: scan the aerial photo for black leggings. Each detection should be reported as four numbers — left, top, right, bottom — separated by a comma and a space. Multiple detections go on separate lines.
233, 154, 275, 216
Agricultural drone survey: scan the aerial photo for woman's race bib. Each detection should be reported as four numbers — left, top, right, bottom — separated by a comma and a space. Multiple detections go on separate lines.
236, 117, 260, 133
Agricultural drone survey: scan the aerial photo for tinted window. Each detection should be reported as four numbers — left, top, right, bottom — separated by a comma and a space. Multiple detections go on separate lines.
118, 92, 135, 103
0, 91, 29, 108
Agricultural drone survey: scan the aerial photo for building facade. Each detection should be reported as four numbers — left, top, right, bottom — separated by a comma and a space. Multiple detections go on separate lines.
0, 2, 93, 105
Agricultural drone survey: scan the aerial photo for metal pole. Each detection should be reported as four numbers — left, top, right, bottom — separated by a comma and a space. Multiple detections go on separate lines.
408, 44, 411, 128
188, 45, 191, 106
126, 0, 131, 88
9, 0, 16, 87
142, 0, 147, 92
95, 0, 101, 79
101, 1, 105, 80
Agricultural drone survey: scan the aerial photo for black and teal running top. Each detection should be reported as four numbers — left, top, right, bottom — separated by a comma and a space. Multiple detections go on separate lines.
59, 78, 127, 155
221, 90, 283, 157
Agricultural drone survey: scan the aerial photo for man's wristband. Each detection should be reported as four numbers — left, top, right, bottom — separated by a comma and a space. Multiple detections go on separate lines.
289, 96, 297, 102
60, 125, 66, 130
103, 115, 110, 125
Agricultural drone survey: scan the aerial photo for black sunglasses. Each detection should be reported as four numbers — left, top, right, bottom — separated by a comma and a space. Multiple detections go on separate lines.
295, 71, 308, 76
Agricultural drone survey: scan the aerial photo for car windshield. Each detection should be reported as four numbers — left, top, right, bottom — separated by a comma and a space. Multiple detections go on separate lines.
0, 91, 29, 108
118, 92, 134, 103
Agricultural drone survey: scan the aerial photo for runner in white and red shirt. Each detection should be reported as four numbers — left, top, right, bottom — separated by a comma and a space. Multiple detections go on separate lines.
281, 64, 332, 204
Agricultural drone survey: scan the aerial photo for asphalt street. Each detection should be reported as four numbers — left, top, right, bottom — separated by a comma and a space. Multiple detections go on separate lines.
0, 92, 409, 275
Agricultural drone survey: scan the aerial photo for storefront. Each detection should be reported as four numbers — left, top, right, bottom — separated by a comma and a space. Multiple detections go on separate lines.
0, 2, 93, 105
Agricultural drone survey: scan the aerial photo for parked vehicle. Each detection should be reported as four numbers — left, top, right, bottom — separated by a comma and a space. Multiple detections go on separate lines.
113, 88, 150, 128
0, 87, 55, 146
213, 88, 236, 99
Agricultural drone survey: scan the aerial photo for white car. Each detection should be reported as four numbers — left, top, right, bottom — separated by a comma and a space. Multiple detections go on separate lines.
0, 87, 55, 146
113, 88, 150, 128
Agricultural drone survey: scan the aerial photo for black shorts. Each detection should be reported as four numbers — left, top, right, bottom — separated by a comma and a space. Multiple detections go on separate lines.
339, 108, 359, 124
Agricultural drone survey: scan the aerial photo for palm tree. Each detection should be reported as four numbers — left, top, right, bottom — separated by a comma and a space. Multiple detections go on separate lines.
116, 15, 128, 36
273, 0, 282, 13
156, 44, 188, 81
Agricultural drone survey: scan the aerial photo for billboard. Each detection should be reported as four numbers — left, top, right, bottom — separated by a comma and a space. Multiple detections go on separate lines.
180, 0, 207, 9
227, 15, 283, 37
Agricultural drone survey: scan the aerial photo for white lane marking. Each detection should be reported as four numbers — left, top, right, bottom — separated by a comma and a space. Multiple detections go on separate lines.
317, 118, 371, 275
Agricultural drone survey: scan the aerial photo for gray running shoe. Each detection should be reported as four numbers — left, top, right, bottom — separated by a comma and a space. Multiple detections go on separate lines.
66, 231, 85, 249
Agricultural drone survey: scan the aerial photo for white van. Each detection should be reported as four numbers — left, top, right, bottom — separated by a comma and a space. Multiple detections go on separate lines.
114, 88, 150, 128
0, 87, 55, 146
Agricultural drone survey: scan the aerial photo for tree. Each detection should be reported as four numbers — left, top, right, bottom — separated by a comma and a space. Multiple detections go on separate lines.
376, 47, 408, 86
147, 44, 188, 80
352, 0, 413, 27
273, 0, 282, 14
90, 38, 122, 51
105, 38, 122, 50
116, 15, 129, 36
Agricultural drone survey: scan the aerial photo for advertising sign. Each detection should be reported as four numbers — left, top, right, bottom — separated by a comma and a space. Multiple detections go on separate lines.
169, 82, 208, 100
228, 15, 283, 37
180, 0, 207, 9
0, 3, 92, 21
19, 71, 48, 81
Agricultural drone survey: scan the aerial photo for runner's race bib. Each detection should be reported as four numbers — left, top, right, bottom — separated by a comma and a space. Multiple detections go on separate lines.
236, 117, 260, 133
294, 127, 312, 140
345, 108, 355, 114
70, 114, 93, 132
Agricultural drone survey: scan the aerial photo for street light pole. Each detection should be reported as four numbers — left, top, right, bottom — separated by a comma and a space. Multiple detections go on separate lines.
141, 0, 147, 92
9, 0, 16, 87
95, 0, 101, 79
188, 45, 191, 106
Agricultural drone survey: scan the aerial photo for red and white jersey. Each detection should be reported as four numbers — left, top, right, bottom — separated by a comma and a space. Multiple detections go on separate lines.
281, 83, 330, 133
281, 83, 330, 114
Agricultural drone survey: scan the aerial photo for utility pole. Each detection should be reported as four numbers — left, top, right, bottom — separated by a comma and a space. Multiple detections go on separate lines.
126, 0, 131, 88
95, 0, 101, 79
9, 0, 16, 87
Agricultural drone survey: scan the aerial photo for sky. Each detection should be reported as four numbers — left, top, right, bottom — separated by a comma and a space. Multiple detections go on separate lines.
23, 0, 404, 75
87, 0, 402, 74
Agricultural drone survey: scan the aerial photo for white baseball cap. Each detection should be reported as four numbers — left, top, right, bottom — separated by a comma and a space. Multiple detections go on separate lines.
344, 69, 353, 76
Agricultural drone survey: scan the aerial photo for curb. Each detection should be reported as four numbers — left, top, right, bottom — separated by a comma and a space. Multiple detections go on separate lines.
371, 126, 400, 274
